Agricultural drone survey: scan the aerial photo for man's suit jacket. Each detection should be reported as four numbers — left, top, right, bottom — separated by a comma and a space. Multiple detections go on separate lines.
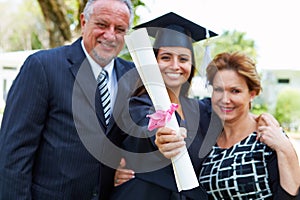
0, 38, 137, 200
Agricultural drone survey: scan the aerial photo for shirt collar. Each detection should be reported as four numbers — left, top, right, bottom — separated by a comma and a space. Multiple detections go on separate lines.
81, 40, 114, 80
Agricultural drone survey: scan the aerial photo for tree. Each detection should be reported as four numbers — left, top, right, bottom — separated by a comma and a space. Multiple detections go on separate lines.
275, 88, 300, 131
0, 0, 145, 51
38, 0, 82, 47
191, 30, 257, 76
275, 89, 300, 125
188, 30, 258, 99
211, 30, 257, 59
0, 0, 47, 51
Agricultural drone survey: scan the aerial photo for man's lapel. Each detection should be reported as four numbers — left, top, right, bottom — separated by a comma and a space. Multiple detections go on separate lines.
68, 38, 107, 131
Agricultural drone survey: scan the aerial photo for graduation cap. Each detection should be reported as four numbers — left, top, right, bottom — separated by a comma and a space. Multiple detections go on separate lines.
133, 12, 218, 51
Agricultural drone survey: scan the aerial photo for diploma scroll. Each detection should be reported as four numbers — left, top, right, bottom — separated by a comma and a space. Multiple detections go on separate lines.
125, 28, 199, 191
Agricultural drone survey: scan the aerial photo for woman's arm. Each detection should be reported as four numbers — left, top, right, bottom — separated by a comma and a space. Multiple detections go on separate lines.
257, 114, 300, 196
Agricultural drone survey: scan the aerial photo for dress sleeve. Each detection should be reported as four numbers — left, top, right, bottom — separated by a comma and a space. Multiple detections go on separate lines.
121, 94, 157, 152
267, 150, 300, 200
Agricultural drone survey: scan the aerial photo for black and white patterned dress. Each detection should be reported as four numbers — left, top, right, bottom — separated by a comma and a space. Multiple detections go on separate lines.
199, 132, 274, 200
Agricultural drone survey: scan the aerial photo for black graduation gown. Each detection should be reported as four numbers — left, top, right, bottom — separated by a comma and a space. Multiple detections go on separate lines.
110, 94, 212, 200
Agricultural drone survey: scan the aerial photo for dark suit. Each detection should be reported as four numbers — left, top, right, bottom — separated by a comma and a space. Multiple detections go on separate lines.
0, 38, 137, 200
110, 94, 212, 200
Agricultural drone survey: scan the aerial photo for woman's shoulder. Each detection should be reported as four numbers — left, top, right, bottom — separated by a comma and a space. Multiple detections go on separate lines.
197, 97, 212, 115
198, 97, 211, 107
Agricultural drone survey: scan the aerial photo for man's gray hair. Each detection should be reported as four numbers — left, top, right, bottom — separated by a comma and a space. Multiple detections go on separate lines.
83, 0, 133, 28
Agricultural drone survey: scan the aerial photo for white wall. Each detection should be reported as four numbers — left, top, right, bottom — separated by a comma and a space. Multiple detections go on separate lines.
0, 50, 38, 104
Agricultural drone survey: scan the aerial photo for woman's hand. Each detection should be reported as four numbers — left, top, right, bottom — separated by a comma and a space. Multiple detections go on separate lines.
155, 127, 186, 159
256, 113, 300, 195
256, 113, 287, 151
114, 158, 135, 187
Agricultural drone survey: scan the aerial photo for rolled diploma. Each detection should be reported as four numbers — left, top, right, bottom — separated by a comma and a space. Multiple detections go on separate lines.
124, 28, 199, 191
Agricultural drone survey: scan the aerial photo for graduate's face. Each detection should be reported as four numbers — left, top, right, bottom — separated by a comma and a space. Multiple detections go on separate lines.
157, 46, 192, 94
80, 0, 130, 67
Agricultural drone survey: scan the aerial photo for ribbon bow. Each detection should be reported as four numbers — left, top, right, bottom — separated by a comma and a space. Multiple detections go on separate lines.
146, 103, 178, 131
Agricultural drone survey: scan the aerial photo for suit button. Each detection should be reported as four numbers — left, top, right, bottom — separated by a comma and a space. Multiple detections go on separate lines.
92, 192, 98, 196
92, 189, 98, 197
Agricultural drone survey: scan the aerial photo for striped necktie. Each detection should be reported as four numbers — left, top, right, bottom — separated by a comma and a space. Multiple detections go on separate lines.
97, 70, 111, 126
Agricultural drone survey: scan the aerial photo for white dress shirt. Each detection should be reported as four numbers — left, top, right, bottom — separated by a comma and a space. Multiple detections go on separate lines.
81, 40, 118, 114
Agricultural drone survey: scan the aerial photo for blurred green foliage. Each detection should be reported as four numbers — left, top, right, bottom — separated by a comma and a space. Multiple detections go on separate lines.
275, 88, 300, 131
0, 0, 145, 51
251, 103, 268, 116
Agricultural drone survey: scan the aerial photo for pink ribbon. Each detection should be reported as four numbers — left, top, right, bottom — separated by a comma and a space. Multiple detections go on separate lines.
146, 103, 179, 131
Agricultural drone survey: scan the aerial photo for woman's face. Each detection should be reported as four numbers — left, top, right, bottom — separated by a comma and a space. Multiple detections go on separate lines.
211, 69, 256, 123
157, 46, 192, 95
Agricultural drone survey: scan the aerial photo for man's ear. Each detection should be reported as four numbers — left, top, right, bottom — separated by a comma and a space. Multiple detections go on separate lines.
80, 13, 86, 34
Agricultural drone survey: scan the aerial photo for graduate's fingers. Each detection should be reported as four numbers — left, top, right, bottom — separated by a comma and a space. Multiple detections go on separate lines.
119, 157, 126, 168
157, 141, 184, 159
156, 127, 177, 137
155, 133, 184, 146
114, 158, 135, 187
159, 140, 185, 152
114, 168, 135, 187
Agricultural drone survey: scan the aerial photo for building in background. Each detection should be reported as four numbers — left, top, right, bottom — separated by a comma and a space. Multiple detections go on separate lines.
0, 50, 38, 100
0, 50, 38, 123
261, 69, 300, 111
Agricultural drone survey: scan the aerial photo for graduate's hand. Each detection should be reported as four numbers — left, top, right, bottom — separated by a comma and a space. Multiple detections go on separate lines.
155, 127, 186, 159
114, 158, 135, 187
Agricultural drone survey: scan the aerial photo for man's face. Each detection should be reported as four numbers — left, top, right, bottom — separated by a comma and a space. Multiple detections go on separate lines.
81, 0, 130, 66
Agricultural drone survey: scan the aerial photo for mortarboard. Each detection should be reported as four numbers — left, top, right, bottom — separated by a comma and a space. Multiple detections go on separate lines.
133, 12, 218, 51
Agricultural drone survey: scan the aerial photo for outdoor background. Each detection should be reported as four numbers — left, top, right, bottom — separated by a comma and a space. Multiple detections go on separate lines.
0, 0, 299, 148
